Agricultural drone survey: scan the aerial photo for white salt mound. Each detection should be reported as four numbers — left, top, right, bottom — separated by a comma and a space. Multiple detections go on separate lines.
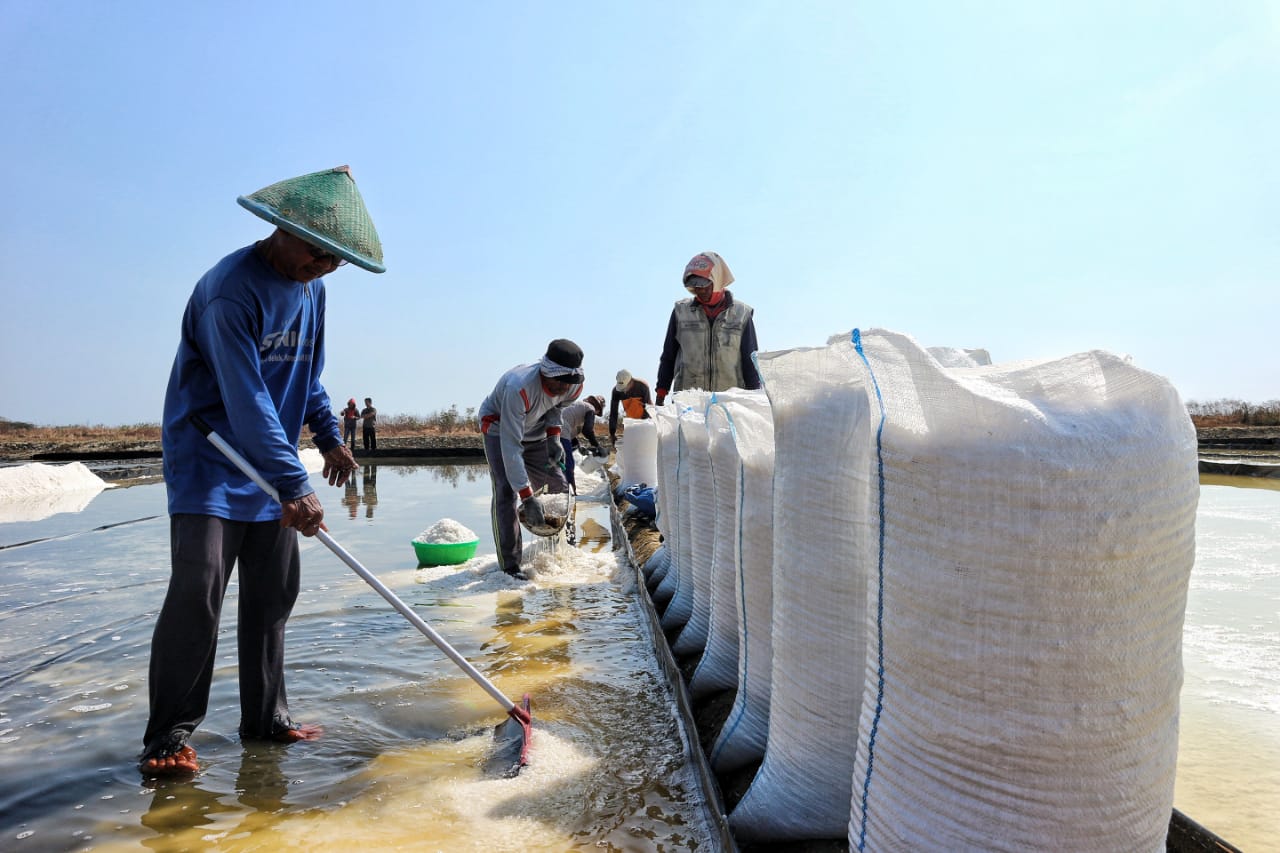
300, 447, 325, 473
414, 518, 478, 544
0, 462, 110, 524
0, 462, 107, 498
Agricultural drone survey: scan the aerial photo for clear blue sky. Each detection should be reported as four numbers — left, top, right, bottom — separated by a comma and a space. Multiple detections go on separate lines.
3, 1, 1276, 426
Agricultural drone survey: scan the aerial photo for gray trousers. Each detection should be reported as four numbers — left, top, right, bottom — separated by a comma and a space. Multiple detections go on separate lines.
142, 514, 300, 759
483, 431, 567, 573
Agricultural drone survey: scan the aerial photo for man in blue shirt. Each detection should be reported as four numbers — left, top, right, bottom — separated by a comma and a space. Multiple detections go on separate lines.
141, 166, 385, 776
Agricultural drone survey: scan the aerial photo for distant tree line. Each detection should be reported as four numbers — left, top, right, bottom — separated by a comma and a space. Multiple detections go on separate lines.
1186, 399, 1280, 427
383, 405, 480, 434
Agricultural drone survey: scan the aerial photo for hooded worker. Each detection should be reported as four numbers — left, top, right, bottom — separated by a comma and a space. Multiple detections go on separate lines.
608, 369, 653, 446
341, 398, 360, 451
142, 165, 383, 777
478, 339, 585, 578
654, 251, 761, 406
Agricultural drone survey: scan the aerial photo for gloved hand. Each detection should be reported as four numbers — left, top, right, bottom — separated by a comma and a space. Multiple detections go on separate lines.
591, 444, 608, 458
655, 390, 667, 406
280, 492, 326, 537
521, 495, 546, 528
547, 436, 566, 469
321, 445, 357, 487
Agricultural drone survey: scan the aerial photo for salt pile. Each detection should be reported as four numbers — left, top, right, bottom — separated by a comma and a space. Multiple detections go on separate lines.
0, 461, 107, 498
300, 447, 325, 473
0, 462, 109, 524
414, 518, 478, 544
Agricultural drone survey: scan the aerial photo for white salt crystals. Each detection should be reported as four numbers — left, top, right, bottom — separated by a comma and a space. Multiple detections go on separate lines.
413, 518, 478, 544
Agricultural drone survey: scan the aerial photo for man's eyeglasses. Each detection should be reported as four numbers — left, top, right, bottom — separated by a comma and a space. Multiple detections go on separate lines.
308, 245, 348, 267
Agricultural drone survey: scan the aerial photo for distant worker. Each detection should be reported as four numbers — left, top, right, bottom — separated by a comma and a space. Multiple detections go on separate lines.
143, 165, 383, 777
478, 339, 584, 578
360, 397, 377, 451
609, 369, 652, 446
341, 398, 360, 451
561, 394, 606, 494
655, 251, 760, 406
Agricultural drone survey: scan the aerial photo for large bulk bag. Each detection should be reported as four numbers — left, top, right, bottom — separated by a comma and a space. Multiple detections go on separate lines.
618, 417, 658, 491
846, 329, 1198, 851
689, 390, 768, 698
658, 391, 711, 631
667, 409, 715, 648
729, 340, 877, 841
705, 391, 777, 772
645, 407, 681, 587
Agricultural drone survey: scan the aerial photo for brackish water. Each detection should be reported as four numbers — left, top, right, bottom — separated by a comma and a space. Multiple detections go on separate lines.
0, 469, 1275, 850
0, 463, 713, 851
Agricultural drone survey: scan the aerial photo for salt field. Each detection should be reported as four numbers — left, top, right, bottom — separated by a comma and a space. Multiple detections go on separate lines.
0, 461, 715, 851
0, 460, 1276, 850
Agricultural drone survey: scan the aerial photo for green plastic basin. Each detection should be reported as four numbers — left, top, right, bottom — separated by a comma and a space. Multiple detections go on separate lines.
412, 538, 479, 567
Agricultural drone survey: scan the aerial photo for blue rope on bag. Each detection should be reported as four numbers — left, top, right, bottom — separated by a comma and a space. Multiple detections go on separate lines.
851, 329, 888, 852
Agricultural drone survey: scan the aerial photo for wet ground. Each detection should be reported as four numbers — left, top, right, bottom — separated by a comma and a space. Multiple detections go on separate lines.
0, 463, 717, 851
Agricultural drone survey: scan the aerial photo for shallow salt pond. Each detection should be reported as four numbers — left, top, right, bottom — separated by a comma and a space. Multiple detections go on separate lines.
1, 465, 1277, 850
0, 463, 713, 851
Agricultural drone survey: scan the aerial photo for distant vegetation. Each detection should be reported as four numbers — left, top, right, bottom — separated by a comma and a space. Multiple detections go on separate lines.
0, 406, 481, 440
382, 405, 480, 434
5, 400, 1278, 437
1186, 399, 1280, 427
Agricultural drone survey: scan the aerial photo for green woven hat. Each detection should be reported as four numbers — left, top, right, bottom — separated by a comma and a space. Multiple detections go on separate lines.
237, 165, 385, 273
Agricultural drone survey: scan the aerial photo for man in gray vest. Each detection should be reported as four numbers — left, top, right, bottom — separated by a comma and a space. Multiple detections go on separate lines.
655, 251, 760, 405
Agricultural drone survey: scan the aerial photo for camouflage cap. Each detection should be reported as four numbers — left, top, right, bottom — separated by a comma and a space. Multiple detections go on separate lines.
237, 166, 385, 273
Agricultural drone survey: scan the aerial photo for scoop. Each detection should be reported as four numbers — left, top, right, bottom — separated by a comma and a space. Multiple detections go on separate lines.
518, 488, 571, 538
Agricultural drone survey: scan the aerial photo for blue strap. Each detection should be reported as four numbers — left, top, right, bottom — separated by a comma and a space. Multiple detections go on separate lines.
851, 328, 888, 852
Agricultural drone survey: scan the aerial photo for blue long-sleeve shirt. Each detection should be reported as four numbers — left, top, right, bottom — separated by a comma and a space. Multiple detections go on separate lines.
161, 245, 342, 520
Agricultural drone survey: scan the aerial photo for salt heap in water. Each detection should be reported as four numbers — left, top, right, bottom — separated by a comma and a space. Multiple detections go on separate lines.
0, 461, 110, 524
414, 518, 478, 544
0, 461, 107, 498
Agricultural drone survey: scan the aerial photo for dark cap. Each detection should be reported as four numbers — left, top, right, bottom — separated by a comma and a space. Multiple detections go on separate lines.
545, 338, 583, 370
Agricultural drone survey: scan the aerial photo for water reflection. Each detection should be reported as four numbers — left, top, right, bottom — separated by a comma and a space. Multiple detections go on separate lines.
386, 462, 486, 487
363, 465, 378, 518
338, 466, 382, 519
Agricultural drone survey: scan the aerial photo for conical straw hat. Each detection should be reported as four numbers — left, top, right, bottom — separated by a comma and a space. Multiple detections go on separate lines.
237, 165, 385, 273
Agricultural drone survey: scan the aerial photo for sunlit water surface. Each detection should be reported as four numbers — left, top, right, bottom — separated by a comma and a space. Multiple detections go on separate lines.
1, 468, 1276, 850
1175, 477, 1280, 847
0, 463, 712, 851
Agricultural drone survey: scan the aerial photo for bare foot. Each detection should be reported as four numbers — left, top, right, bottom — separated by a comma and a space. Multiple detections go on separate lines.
139, 745, 198, 776
271, 723, 323, 743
